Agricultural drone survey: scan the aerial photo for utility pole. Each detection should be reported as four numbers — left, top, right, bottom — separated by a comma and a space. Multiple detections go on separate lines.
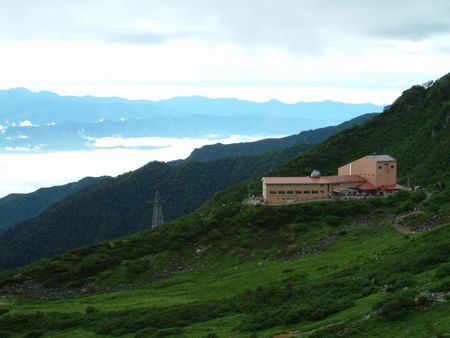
151, 190, 164, 229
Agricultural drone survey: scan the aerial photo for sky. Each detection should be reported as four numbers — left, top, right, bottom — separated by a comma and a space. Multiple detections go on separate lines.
1, 0, 450, 196
0, 0, 449, 104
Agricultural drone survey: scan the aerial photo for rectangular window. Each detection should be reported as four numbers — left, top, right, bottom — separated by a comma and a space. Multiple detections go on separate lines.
269, 191, 277, 195
296, 191, 302, 194
312, 191, 319, 194
304, 191, 311, 194
320, 191, 325, 193
278, 191, 285, 194
286, 191, 293, 194
390, 165, 395, 168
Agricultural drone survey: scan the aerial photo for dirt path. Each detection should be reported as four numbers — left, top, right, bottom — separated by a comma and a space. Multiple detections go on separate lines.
390, 214, 413, 234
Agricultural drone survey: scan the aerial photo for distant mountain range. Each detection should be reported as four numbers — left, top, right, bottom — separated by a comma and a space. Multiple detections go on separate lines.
0, 88, 383, 152
187, 113, 377, 161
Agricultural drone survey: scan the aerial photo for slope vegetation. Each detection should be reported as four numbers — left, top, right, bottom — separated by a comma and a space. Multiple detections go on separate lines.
0, 187, 448, 338
0, 112, 372, 271
270, 75, 450, 186
0, 176, 107, 232
0, 75, 448, 337
0, 148, 304, 271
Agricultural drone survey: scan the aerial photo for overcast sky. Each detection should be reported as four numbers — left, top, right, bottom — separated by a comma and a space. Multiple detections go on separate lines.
0, 0, 449, 104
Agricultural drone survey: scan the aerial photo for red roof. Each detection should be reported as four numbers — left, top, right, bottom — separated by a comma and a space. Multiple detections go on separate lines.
357, 181, 377, 190
262, 175, 366, 185
379, 184, 403, 191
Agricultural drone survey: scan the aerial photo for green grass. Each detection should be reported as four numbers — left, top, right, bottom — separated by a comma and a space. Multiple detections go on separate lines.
2, 220, 448, 337
0, 189, 448, 337
8, 221, 401, 314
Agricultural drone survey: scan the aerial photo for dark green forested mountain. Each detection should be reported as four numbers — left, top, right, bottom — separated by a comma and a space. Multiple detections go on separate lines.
187, 113, 377, 161
0, 176, 107, 233
0, 145, 313, 271
0, 113, 373, 271
0, 76, 448, 338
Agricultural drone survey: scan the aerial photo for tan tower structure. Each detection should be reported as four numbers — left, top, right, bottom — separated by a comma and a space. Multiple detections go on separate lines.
338, 155, 397, 187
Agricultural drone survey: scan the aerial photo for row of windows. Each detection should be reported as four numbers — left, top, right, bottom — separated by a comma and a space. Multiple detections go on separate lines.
269, 190, 325, 195
378, 165, 395, 169
268, 184, 326, 187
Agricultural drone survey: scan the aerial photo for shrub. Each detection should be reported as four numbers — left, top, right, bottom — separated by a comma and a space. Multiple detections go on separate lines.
435, 264, 450, 278
127, 259, 151, 274
239, 233, 253, 248
23, 330, 46, 338
134, 327, 158, 337
385, 272, 415, 292
434, 280, 450, 292
395, 200, 415, 214
0, 331, 13, 338
410, 190, 427, 203
208, 229, 225, 240
85, 306, 98, 314
375, 290, 417, 320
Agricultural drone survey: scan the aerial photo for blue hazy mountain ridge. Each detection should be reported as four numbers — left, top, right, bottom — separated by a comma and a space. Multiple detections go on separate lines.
0, 88, 383, 152
0, 88, 383, 122
187, 113, 378, 161
0, 176, 108, 233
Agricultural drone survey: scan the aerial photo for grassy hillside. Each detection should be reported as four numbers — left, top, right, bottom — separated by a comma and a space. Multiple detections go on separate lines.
0, 75, 448, 337
271, 75, 450, 186
0, 176, 107, 233
0, 143, 315, 271
0, 188, 448, 337
0, 111, 372, 271
187, 113, 377, 161
207, 73, 450, 204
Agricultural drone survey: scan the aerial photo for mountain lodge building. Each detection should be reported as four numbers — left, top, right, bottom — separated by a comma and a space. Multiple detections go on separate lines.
262, 155, 403, 204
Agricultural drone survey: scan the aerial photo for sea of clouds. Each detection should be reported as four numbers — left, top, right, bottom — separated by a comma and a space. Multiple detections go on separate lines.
0, 134, 274, 197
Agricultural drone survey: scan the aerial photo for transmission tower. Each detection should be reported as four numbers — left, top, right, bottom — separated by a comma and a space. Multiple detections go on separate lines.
151, 190, 164, 229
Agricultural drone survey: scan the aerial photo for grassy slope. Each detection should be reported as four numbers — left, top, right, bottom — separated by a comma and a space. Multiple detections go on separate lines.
268, 74, 450, 186
0, 143, 314, 271
0, 110, 375, 271
0, 189, 448, 337
0, 76, 449, 337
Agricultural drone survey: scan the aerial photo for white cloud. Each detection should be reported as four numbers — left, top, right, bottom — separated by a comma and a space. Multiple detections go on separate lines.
0, 2, 448, 104
91, 134, 274, 151
19, 120, 35, 127
0, 135, 276, 197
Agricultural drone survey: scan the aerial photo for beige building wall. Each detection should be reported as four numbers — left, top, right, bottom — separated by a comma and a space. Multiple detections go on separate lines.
338, 155, 397, 187
263, 183, 329, 203
375, 161, 397, 186
262, 181, 364, 204
338, 163, 351, 176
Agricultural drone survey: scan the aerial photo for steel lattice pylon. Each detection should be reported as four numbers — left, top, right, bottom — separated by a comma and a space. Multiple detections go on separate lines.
151, 190, 164, 229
